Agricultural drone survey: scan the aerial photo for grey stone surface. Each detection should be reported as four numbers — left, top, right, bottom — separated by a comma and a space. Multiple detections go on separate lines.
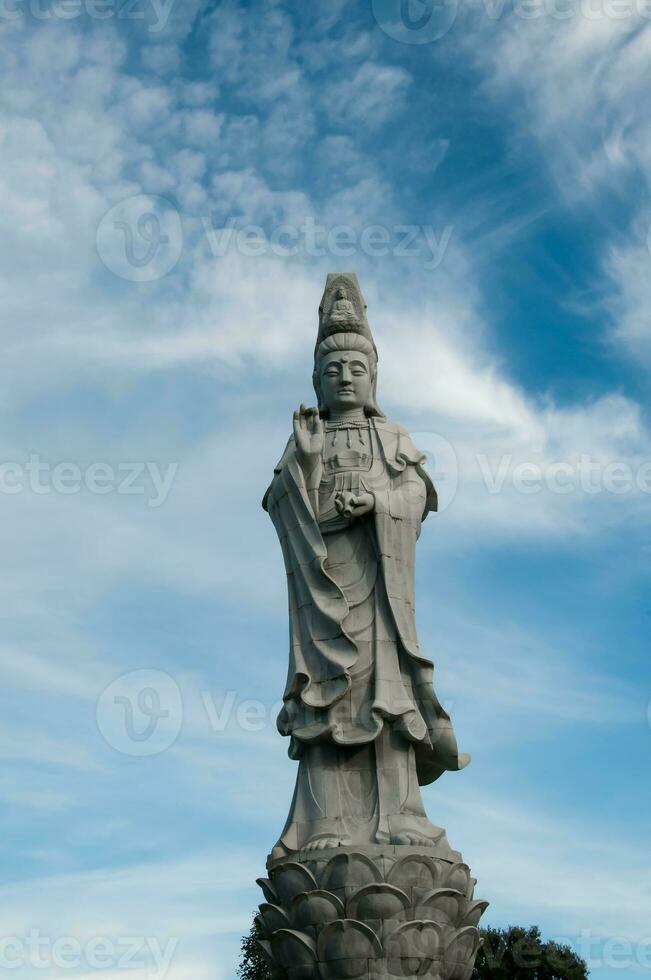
257, 848, 486, 980
257, 274, 487, 979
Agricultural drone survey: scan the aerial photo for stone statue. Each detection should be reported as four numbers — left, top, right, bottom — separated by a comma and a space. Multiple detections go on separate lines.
256, 274, 486, 980
263, 272, 468, 858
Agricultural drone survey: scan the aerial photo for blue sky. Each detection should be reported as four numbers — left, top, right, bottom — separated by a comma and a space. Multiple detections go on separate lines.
0, 0, 650, 978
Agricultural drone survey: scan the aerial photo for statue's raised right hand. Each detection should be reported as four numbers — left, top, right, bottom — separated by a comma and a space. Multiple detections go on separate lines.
293, 404, 324, 470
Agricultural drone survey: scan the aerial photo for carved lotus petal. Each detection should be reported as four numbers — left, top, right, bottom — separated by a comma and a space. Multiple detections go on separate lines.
444, 926, 481, 980
347, 882, 410, 921
419, 888, 465, 924
317, 920, 383, 979
387, 854, 439, 895
270, 928, 317, 980
462, 899, 489, 928
321, 852, 382, 895
256, 939, 275, 968
441, 863, 471, 897
386, 920, 444, 977
271, 862, 318, 906
260, 945, 297, 980
292, 890, 345, 929
258, 904, 291, 936
257, 877, 278, 904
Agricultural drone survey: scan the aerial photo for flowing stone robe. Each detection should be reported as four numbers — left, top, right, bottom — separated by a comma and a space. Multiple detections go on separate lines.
263, 417, 468, 854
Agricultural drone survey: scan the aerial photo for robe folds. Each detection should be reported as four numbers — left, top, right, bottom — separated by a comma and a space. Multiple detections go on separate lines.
263, 417, 469, 789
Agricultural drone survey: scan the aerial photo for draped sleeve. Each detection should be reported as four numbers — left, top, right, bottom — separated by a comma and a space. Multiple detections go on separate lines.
262, 418, 469, 786
262, 434, 358, 712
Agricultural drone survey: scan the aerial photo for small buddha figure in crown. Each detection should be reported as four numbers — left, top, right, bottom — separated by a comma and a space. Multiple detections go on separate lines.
326, 285, 357, 328
263, 274, 468, 858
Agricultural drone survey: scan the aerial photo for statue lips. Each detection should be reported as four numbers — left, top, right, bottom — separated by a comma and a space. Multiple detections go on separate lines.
337, 386, 356, 404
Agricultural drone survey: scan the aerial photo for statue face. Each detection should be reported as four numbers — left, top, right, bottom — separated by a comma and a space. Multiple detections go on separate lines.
319, 349, 373, 414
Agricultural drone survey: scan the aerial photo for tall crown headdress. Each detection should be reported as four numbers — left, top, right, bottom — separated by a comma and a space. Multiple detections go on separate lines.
315, 273, 377, 356
313, 273, 383, 418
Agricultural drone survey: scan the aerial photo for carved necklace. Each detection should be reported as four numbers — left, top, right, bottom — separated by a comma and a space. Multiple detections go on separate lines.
325, 418, 369, 447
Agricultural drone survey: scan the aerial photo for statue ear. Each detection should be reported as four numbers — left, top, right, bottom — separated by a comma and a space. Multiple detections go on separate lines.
365, 367, 384, 418
312, 370, 327, 416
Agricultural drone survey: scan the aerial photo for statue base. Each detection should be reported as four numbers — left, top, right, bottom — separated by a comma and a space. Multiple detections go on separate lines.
256, 840, 488, 980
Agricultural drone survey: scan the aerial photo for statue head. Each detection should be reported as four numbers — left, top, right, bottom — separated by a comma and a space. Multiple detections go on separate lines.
313, 274, 383, 417
313, 331, 383, 418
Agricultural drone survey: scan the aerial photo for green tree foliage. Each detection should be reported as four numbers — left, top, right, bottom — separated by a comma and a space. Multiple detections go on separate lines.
474, 926, 589, 980
238, 915, 272, 980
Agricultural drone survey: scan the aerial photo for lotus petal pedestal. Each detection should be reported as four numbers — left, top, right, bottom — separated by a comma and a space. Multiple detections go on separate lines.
256, 839, 488, 980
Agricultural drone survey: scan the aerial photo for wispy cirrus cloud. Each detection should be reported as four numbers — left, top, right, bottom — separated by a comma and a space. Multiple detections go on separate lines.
0, 6, 649, 980
463, 9, 651, 364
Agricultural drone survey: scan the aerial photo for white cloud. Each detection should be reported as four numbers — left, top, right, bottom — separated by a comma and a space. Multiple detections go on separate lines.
431, 786, 651, 946
322, 61, 412, 129
0, 851, 261, 980
605, 234, 651, 365
423, 604, 640, 746
473, 10, 649, 194
0, 14, 647, 979
466, 9, 651, 363
174, 108, 224, 147
0, 645, 103, 700
0, 726, 100, 770
141, 43, 181, 75
299, 24, 379, 72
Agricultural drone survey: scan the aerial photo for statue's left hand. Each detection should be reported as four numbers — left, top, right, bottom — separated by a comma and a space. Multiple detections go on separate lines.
335, 491, 375, 519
